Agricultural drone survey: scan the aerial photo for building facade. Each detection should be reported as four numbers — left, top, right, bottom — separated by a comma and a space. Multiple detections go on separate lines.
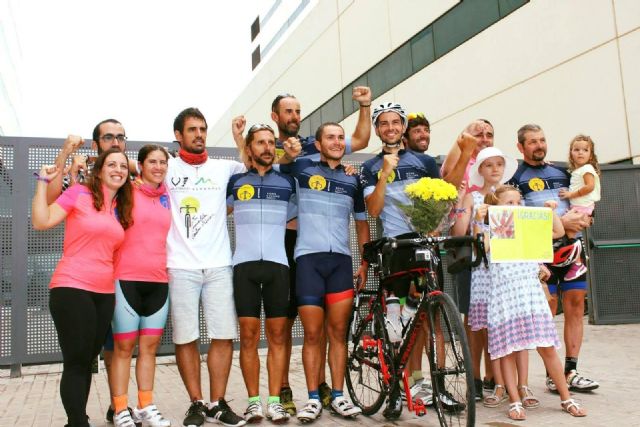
210, 0, 640, 164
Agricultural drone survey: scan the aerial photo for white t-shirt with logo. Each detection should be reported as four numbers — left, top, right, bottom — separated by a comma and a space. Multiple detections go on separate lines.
165, 156, 245, 269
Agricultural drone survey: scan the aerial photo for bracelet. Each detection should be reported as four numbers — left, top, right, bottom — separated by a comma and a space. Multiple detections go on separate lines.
33, 172, 51, 184
360, 104, 371, 107
472, 220, 488, 229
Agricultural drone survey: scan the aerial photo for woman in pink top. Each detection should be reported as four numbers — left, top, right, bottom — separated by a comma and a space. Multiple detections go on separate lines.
109, 145, 172, 427
32, 148, 133, 427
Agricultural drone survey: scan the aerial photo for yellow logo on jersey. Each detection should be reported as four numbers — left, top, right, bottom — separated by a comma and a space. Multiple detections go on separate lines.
528, 178, 545, 192
309, 175, 327, 191
275, 148, 285, 159
237, 184, 255, 201
378, 169, 396, 183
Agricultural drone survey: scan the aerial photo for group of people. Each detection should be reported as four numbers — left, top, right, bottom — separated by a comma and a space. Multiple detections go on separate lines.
32, 85, 599, 426
448, 125, 600, 421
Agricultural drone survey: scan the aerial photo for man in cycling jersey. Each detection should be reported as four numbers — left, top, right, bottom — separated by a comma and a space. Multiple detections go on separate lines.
277, 121, 370, 422
360, 102, 475, 418
507, 123, 598, 394
226, 123, 296, 424
231, 87, 373, 414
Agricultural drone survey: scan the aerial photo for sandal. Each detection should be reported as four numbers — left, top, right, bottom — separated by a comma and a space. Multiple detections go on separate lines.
518, 385, 540, 409
483, 384, 508, 408
508, 402, 526, 421
561, 398, 587, 417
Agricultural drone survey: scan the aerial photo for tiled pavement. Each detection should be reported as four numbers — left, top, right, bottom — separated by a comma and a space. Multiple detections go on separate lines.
2, 317, 639, 426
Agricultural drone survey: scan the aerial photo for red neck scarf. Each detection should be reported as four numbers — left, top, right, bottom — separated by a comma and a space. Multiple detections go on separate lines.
178, 148, 208, 165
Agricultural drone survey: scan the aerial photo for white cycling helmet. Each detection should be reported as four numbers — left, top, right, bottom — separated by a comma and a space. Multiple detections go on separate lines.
372, 102, 407, 127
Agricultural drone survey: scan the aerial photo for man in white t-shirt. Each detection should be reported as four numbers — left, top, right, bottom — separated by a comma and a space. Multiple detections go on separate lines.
165, 108, 247, 427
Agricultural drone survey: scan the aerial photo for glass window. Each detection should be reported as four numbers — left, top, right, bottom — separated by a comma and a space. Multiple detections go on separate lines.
321, 93, 344, 124
309, 110, 323, 137
433, 0, 500, 58
367, 43, 412, 97
342, 75, 368, 117
299, 118, 311, 138
410, 26, 435, 73
498, 0, 528, 18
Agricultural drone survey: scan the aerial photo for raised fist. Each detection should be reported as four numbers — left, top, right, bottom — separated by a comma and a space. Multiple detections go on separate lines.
457, 132, 478, 155
353, 86, 372, 106
232, 116, 246, 137
62, 135, 84, 154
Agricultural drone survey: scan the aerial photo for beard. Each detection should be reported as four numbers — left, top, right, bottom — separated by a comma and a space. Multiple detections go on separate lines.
279, 121, 300, 138
253, 153, 274, 167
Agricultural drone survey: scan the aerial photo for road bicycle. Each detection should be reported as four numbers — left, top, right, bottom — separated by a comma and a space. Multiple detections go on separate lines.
345, 234, 487, 427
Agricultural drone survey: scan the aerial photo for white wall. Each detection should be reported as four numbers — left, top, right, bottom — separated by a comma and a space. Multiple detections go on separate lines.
210, 0, 640, 164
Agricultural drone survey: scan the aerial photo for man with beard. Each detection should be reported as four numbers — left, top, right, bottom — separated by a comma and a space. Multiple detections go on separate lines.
277, 122, 370, 422
166, 108, 246, 427
508, 124, 598, 394
232, 87, 373, 414
226, 124, 297, 424
403, 112, 431, 153
360, 102, 474, 419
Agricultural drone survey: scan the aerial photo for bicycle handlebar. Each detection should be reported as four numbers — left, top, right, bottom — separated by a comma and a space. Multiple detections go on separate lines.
375, 233, 487, 268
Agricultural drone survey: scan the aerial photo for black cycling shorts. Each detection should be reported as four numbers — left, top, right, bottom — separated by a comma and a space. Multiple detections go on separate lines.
233, 260, 290, 318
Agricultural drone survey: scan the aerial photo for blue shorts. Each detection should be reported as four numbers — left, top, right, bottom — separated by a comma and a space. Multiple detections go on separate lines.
295, 252, 354, 308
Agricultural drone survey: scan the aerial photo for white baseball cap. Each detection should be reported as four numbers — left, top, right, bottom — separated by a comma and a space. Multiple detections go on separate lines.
468, 147, 518, 188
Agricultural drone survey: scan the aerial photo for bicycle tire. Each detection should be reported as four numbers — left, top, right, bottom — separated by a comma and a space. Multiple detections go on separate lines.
345, 302, 396, 415
427, 292, 475, 427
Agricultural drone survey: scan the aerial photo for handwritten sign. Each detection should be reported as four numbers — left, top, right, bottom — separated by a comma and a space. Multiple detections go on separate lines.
489, 206, 553, 263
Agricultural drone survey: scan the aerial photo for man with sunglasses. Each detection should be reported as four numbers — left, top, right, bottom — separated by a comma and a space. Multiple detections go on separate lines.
226, 123, 295, 424
231, 87, 372, 414
508, 124, 598, 395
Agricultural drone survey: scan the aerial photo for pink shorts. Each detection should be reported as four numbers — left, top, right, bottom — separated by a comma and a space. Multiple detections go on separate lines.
570, 204, 594, 215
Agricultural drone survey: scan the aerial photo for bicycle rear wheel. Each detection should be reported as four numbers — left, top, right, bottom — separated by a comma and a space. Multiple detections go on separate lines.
428, 292, 475, 427
345, 302, 396, 415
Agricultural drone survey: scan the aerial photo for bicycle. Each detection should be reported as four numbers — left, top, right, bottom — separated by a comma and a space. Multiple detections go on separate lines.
345, 233, 487, 427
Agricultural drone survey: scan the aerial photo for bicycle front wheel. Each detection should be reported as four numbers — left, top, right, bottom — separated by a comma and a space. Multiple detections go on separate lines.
345, 303, 395, 415
428, 292, 475, 427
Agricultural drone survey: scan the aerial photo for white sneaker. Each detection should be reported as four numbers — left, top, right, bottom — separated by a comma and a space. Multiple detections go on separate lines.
413, 380, 434, 406
266, 402, 290, 424
243, 401, 264, 423
114, 410, 137, 427
296, 399, 322, 423
133, 404, 171, 427
330, 395, 361, 418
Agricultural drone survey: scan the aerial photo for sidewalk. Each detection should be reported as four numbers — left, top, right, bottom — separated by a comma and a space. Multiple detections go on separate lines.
1, 317, 638, 426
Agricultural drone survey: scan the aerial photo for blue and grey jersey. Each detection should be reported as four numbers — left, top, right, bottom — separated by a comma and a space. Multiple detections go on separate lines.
227, 168, 296, 266
279, 158, 366, 259
360, 149, 440, 237
275, 135, 353, 162
507, 162, 570, 215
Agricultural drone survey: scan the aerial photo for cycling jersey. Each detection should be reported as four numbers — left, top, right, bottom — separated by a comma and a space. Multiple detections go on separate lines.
507, 162, 571, 215
360, 149, 440, 237
275, 135, 353, 161
278, 158, 366, 258
227, 168, 296, 266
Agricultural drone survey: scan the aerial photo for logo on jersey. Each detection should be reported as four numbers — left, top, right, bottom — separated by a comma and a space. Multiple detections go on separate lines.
528, 177, 545, 192
237, 184, 255, 201
159, 194, 170, 209
275, 148, 285, 159
180, 196, 200, 239
378, 169, 396, 183
309, 175, 327, 191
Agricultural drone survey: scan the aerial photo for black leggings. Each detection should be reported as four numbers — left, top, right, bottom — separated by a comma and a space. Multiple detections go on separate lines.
49, 287, 115, 427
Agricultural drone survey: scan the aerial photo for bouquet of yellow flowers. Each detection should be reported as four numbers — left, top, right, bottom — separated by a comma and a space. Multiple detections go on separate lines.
400, 177, 458, 235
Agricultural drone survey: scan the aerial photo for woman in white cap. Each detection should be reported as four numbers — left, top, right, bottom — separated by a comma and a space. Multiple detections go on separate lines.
451, 147, 519, 409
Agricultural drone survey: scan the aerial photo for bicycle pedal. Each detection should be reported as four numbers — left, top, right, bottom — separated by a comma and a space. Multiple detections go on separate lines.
413, 400, 427, 417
